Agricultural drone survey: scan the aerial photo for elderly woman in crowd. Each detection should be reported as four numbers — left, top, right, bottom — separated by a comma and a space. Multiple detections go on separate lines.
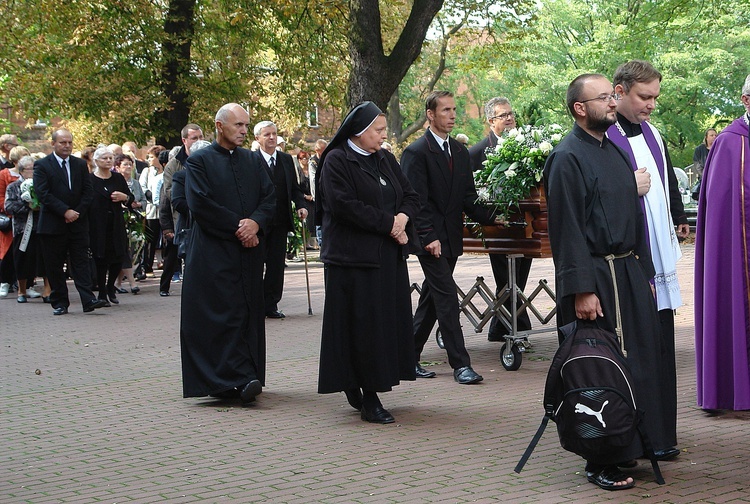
139, 145, 166, 276
113, 152, 146, 294
4, 155, 50, 302
1, 145, 38, 298
89, 147, 134, 305
316, 101, 419, 424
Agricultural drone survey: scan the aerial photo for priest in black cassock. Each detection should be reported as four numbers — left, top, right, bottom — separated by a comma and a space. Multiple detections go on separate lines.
544, 74, 668, 491
180, 103, 276, 405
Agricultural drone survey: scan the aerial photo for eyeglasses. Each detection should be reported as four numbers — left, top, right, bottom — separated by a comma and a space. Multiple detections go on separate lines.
490, 112, 515, 121
579, 93, 620, 104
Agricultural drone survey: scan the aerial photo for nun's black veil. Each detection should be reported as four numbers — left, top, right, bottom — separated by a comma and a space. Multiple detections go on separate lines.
314, 101, 383, 226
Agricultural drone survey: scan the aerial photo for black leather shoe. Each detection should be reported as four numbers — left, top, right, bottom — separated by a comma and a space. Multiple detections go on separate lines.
266, 310, 285, 319
344, 388, 363, 410
43, 296, 51, 303
115, 286, 128, 294
53, 306, 68, 315
416, 364, 436, 378
83, 299, 108, 312
210, 388, 241, 400
240, 379, 262, 404
98, 299, 112, 308
454, 366, 483, 384
107, 291, 119, 304
361, 405, 395, 424
654, 447, 680, 461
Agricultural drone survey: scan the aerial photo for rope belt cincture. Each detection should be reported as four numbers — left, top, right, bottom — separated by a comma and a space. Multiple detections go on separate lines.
602, 250, 634, 357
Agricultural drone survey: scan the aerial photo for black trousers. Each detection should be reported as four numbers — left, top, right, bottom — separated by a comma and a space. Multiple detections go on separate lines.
659, 308, 678, 449
40, 231, 96, 309
413, 255, 471, 370
159, 240, 179, 292
263, 224, 288, 313
488, 253, 533, 337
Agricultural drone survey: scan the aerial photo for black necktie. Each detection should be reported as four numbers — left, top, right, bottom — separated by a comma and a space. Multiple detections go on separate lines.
61, 159, 70, 188
270, 157, 275, 171
443, 141, 453, 172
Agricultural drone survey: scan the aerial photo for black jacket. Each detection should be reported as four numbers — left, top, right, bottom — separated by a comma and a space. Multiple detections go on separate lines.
319, 144, 420, 267
401, 130, 495, 258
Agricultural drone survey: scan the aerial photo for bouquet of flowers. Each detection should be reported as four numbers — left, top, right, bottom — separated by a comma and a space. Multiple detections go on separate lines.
19, 178, 40, 210
475, 123, 566, 220
124, 209, 146, 256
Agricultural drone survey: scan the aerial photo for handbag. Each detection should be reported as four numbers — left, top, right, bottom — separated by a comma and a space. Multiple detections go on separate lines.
0, 213, 10, 232
174, 227, 192, 259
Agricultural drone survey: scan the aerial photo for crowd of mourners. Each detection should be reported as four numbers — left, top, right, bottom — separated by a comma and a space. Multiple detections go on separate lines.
3, 59, 750, 494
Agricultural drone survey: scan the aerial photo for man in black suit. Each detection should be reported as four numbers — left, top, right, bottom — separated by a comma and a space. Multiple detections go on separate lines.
401, 91, 498, 385
468, 97, 533, 341
253, 121, 308, 319
33, 129, 107, 315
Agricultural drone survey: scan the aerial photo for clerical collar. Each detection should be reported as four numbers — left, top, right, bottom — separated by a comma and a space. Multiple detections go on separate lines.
744, 113, 750, 126
573, 123, 610, 148
347, 139, 371, 156
615, 112, 643, 137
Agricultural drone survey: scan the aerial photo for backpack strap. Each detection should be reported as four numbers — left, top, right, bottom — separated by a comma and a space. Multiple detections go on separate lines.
603, 251, 633, 357
514, 415, 551, 474
635, 413, 666, 485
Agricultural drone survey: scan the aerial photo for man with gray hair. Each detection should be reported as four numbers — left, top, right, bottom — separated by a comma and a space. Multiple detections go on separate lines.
469, 97, 533, 342
694, 73, 750, 413
180, 103, 275, 404
253, 120, 308, 319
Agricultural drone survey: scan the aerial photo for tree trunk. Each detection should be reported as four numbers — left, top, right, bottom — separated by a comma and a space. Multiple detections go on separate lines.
153, 0, 197, 147
347, 0, 444, 111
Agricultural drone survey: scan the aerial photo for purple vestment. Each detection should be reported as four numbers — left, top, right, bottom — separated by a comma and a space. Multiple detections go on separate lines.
695, 115, 750, 410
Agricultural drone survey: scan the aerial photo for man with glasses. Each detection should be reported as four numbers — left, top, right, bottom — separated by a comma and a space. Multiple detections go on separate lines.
470, 97, 533, 342
544, 73, 667, 491
606, 60, 687, 462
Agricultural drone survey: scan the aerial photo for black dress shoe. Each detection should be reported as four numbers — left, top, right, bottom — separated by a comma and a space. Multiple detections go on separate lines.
240, 379, 262, 404
43, 296, 51, 303
416, 364, 436, 378
98, 299, 112, 308
107, 291, 119, 304
266, 310, 285, 319
131, 286, 141, 294
454, 366, 483, 384
83, 299, 108, 312
115, 286, 128, 294
210, 388, 241, 400
654, 447, 680, 461
53, 306, 68, 316
344, 388, 363, 410
361, 405, 395, 424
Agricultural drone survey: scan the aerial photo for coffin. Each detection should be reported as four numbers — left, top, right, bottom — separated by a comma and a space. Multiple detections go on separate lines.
463, 185, 551, 258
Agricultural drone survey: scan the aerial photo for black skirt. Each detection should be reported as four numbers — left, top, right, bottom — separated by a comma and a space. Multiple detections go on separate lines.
318, 239, 416, 393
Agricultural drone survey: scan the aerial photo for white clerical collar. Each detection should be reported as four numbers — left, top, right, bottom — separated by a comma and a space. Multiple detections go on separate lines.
259, 149, 276, 164
347, 139, 371, 156
429, 128, 450, 155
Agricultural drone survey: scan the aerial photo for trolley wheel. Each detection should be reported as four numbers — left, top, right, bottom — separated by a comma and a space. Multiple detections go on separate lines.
436, 329, 445, 349
500, 342, 522, 371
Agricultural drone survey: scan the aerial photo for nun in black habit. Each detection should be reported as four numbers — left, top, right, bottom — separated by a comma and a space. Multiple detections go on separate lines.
316, 102, 420, 424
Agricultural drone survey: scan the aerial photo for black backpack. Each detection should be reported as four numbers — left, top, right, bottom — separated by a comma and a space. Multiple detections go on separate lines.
514, 320, 664, 484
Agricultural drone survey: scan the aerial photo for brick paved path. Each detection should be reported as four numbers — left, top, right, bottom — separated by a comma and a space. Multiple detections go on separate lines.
2, 243, 749, 503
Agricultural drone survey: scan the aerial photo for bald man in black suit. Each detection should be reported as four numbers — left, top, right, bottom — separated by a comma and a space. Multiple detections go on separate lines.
33, 129, 107, 315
